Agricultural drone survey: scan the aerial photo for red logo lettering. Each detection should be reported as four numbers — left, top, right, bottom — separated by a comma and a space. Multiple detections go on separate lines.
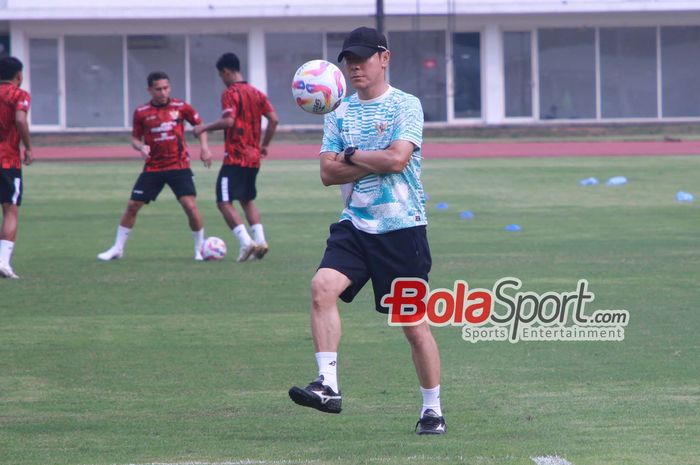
383, 279, 427, 325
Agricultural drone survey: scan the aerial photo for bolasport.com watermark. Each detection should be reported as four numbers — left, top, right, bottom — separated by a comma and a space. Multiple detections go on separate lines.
381, 277, 629, 343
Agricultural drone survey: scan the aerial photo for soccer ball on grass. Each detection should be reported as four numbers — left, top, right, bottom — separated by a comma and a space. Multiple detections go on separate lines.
201, 237, 227, 261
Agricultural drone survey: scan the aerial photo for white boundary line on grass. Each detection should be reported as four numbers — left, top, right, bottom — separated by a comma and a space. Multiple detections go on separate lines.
95, 457, 573, 465
102, 461, 319, 465
531, 456, 574, 465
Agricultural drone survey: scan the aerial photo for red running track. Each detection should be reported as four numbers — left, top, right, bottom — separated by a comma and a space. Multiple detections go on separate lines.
33, 140, 700, 161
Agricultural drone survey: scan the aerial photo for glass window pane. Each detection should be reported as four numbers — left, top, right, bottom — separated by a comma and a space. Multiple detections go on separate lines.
29, 38, 59, 125
326, 32, 346, 64
65, 36, 124, 127
266, 32, 323, 124
504, 31, 532, 118
661, 27, 700, 117
538, 28, 596, 119
190, 34, 248, 124
600, 28, 657, 118
389, 30, 446, 122
326, 32, 356, 97
453, 32, 481, 118
127, 35, 186, 118
0, 36, 10, 58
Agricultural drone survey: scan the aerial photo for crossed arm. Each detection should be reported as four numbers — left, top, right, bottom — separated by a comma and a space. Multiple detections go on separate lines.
319, 139, 415, 186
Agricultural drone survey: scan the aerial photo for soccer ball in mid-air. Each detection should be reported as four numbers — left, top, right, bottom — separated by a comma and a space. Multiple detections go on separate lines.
201, 237, 227, 261
292, 59, 347, 115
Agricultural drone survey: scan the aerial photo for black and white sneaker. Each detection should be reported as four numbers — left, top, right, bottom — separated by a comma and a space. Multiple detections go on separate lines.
288, 375, 342, 414
415, 409, 446, 435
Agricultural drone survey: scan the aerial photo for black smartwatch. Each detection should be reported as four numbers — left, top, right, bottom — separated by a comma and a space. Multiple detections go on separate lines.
343, 146, 357, 165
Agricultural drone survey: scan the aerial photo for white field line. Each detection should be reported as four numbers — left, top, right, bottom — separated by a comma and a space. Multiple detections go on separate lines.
531, 456, 574, 465
96, 460, 320, 465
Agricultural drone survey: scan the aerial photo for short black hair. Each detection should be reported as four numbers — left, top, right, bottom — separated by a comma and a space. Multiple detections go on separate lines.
0, 57, 23, 81
147, 71, 169, 87
216, 53, 240, 73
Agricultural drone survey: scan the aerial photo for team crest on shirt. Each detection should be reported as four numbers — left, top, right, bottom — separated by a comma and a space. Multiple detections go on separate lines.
376, 122, 389, 134
169, 110, 180, 120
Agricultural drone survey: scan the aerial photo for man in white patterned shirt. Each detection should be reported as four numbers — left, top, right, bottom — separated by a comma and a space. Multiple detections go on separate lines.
288, 26, 445, 434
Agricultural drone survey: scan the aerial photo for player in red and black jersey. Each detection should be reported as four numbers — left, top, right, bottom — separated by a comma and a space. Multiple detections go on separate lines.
0, 57, 32, 279
194, 53, 278, 262
98, 71, 212, 261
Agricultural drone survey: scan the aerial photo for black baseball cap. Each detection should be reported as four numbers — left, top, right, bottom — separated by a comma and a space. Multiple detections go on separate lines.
337, 26, 389, 63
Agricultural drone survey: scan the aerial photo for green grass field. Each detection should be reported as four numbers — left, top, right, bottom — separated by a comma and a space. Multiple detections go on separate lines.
1, 156, 698, 465
30, 122, 700, 147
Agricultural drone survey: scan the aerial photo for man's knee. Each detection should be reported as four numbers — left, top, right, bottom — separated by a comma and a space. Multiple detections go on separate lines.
179, 196, 198, 213
1, 203, 19, 216
403, 323, 436, 348
311, 270, 347, 311
125, 200, 143, 216
240, 199, 256, 211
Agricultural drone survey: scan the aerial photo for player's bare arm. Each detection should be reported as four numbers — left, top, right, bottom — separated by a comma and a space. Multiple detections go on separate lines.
347, 139, 414, 174
131, 137, 150, 160
193, 116, 234, 137
196, 130, 212, 168
260, 111, 279, 157
320, 151, 371, 186
15, 109, 32, 165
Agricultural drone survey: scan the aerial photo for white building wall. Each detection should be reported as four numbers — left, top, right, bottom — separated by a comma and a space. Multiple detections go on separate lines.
5, 0, 700, 17
482, 23, 504, 124
4, 1, 700, 129
247, 28, 267, 95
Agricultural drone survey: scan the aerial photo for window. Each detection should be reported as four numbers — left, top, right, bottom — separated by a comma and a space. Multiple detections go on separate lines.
266, 33, 323, 124
65, 36, 124, 127
127, 35, 186, 118
600, 28, 657, 118
326, 32, 346, 64
538, 28, 596, 119
388, 31, 446, 121
326, 32, 356, 98
190, 34, 248, 124
661, 27, 700, 117
453, 32, 481, 118
503, 31, 532, 118
0, 35, 9, 58
29, 38, 59, 125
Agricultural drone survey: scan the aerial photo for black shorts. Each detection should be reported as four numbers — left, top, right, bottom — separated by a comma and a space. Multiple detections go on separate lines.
130, 169, 196, 204
0, 168, 22, 206
216, 165, 258, 202
319, 221, 432, 313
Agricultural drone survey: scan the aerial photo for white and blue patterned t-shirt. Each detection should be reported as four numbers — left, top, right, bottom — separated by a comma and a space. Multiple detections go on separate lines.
320, 86, 427, 234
